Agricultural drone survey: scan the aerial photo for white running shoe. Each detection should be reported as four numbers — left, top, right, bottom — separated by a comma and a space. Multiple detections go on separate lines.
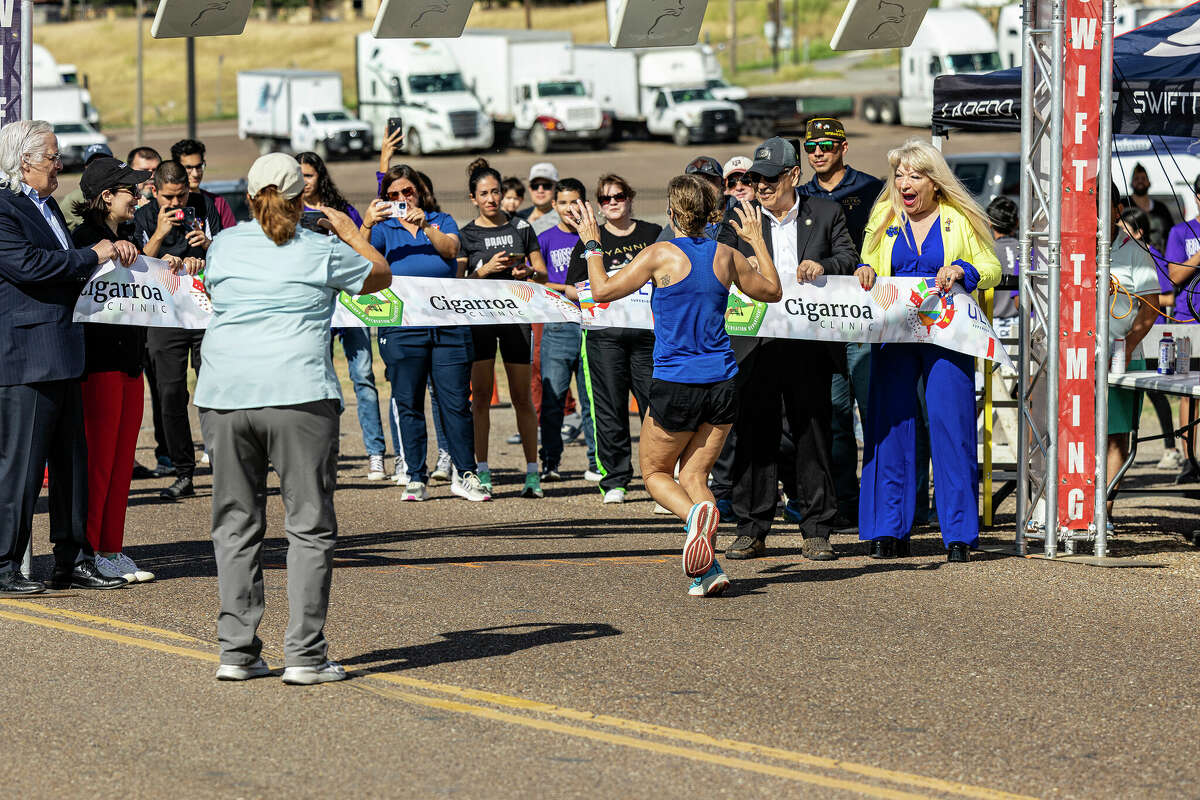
281, 660, 347, 685
366, 454, 386, 481
688, 561, 730, 597
113, 552, 155, 583
401, 481, 428, 501
391, 455, 409, 486
431, 451, 452, 482
451, 471, 491, 502
603, 488, 625, 504
583, 469, 603, 482
93, 554, 129, 583
682, 501, 719, 578
216, 658, 271, 681
1157, 448, 1187, 470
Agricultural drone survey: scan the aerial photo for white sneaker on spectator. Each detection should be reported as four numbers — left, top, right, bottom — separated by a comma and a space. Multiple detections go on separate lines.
603, 488, 625, 504
216, 658, 271, 681
200, 450, 211, 465
401, 481, 428, 502
431, 451, 453, 482
113, 552, 155, 583
282, 660, 346, 685
93, 554, 129, 583
1157, 449, 1187, 470
366, 454, 386, 481
584, 469, 603, 482
391, 456, 409, 486
452, 471, 491, 502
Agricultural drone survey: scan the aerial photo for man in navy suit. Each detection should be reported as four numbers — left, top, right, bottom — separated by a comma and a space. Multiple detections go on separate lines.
0, 120, 132, 593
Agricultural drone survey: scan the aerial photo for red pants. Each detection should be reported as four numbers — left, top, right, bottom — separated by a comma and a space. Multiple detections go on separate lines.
82, 371, 144, 554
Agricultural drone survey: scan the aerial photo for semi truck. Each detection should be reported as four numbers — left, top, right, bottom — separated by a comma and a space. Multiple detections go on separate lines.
861, 8, 1000, 128
32, 44, 99, 127
355, 34, 494, 157
572, 45, 741, 146
443, 29, 609, 153
237, 70, 373, 159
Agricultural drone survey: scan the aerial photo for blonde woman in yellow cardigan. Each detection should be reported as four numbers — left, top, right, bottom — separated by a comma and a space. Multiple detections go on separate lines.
854, 139, 1000, 563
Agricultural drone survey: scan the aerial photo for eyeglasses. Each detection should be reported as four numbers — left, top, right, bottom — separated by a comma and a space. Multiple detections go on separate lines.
183, 162, 206, 172
597, 192, 629, 205
725, 174, 752, 189
803, 140, 840, 154
114, 186, 137, 196
530, 180, 555, 192
745, 172, 783, 186
385, 187, 417, 200
42, 152, 63, 165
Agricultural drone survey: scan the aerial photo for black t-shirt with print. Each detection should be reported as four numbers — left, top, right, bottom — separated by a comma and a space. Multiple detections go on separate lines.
565, 219, 663, 285
459, 216, 539, 280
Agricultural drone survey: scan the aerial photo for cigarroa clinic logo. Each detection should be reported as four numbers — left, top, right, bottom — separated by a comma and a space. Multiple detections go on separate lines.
339, 289, 404, 326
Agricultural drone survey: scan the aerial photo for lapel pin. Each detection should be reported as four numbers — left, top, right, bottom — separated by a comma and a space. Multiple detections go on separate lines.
805, 218, 812, 226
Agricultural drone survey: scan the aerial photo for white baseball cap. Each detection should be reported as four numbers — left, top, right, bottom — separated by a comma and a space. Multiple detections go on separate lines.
246, 152, 304, 200
723, 156, 753, 179
528, 162, 559, 183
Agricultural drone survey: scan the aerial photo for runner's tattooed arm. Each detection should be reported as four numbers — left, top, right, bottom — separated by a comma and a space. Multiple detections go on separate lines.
569, 200, 657, 302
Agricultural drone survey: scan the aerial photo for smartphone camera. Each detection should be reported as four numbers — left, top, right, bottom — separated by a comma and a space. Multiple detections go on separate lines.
386, 116, 404, 139
300, 209, 332, 235
181, 207, 198, 229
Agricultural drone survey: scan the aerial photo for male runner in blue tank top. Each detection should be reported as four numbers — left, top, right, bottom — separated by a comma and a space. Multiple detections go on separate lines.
569, 175, 782, 596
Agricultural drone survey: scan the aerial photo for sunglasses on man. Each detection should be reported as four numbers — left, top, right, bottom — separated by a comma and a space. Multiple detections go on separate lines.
743, 172, 785, 186
803, 140, 841, 154
530, 180, 555, 192
725, 173, 752, 189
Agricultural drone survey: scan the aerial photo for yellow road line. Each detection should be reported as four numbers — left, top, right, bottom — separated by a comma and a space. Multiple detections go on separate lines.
0, 604, 1033, 800
0, 599, 209, 644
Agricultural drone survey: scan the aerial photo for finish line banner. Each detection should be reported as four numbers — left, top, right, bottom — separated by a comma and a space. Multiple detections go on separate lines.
73, 259, 1012, 369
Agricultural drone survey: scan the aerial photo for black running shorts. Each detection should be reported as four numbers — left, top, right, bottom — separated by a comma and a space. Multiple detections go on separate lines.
471, 323, 533, 364
648, 376, 739, 433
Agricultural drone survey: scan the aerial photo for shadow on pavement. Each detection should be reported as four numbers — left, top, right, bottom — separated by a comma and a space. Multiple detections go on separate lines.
343, 622, 622, 673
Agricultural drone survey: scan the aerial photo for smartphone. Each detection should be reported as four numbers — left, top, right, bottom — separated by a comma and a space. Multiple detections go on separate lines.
300, 209, 332, 235
386, 116, 404, 138
181, 206, 198, 229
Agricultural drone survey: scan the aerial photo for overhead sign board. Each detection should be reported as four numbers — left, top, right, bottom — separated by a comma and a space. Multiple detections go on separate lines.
151, 0, 253, 38
372, 0, 475, 39
829, 0, 933, 50
608, 0, 709, 48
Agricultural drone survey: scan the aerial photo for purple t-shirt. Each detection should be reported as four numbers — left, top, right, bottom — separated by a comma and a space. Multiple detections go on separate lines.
1165, 219, 1200, 322
538, 225, 580, 285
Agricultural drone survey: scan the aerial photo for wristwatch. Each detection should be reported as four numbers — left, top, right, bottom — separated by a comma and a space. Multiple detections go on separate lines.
583, 239, 601, 252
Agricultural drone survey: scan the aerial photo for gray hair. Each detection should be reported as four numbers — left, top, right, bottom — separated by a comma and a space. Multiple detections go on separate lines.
0, 120, 54, 192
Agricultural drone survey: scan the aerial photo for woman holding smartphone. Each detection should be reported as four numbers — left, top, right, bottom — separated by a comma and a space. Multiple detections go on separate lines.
458, 159, 547, 498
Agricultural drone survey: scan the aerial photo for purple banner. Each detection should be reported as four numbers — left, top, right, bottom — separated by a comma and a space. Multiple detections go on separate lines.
1, 0, 21, 126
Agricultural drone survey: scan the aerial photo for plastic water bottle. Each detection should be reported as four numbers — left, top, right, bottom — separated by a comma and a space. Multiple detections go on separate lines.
1158, 331, 1177, 375
1177, 335, 1192, 376
1111, 338, 1125, 375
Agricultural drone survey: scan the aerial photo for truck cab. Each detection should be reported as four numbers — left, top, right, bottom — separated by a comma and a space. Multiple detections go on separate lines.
356, 34, 494, 157
510, 79, 610, 153
644, 85, 741, 147
898, 9, 999, 128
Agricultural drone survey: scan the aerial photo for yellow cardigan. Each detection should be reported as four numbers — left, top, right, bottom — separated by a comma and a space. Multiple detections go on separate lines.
860, 201, 1001, 292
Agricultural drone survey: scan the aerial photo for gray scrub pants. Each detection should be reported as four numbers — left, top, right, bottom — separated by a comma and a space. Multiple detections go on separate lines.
200, 400, 340, 668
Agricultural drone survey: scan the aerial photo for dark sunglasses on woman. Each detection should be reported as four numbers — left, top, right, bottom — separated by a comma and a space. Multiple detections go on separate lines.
597, 192, 628, 205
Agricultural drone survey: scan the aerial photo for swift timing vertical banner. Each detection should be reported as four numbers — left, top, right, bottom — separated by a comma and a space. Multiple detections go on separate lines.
0, 0, 21, 126
1059, 0, 1102, 530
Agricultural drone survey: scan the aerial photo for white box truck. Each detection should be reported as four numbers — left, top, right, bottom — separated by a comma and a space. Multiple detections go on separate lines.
443, 29, 609, 153
32, 43, 99, 127
355, 34, 494, 157
636, 44, 749, 102
861, 8, 1000, 128
237, 70, 373, 159
572, 45, 742, 146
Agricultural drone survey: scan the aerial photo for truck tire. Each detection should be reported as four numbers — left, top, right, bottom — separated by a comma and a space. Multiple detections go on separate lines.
529, 125, 550, 155
589, 136, 608, 151
406, 128, 423, 157
879, 99, 899, 126
672, 122, 690, 147
862, 98, 880, 124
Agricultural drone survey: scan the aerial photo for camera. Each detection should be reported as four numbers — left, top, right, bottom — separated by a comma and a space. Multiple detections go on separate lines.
389, 200, 408, 219
300, 209, 332, 235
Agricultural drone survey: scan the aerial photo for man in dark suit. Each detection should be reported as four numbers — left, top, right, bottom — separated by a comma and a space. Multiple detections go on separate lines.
0, 120, 131, 593
717, 137, 857, 561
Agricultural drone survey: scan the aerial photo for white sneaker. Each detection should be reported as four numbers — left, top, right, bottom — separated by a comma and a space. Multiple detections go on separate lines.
688, 561, 730, 597
93, 554, 130, 583
366, 454, 386, 481
653, 503, 673, 515
1157, 448, 1187, 470
603, 488, 625, 504
583, 469, 603, 482
451, 471, 491, 502
113, 552, 155, 583
391, 455, 409, 486
281, 660, 347, 685
431, 451, 452, 482
216, 658, 271, 681
200, 450, 211, 465
401, 481, 428, 502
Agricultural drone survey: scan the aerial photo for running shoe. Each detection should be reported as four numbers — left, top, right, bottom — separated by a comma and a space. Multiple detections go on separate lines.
583, 469, 603, 483
688, 561, 729, 597
477, 470, 493, 494
521, 472, 544, 499
216, 659, 271, 681
391, 456, 409, 486
653, 503, 673, 515
452, 471, 491, 502
431, 451, 453, 482
603, 488, 625, 504
281, 660, 347, 685
113, 552, 155, 583
366, 454, 386, 481
93, 554, 130, 584
682, 501, 719, 578
200, 450, 211, 466
401, 481, 427, 502
1157, 448, 1186, 470
506, 432, 522, 445
541, 466, 562, 482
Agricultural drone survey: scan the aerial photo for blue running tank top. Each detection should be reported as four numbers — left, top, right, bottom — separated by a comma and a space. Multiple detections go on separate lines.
650, 236, 738, 384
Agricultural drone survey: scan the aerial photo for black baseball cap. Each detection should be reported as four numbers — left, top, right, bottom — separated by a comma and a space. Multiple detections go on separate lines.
80, 157, 153, 201
749, 137, 799, 178
684, 155, 722, 181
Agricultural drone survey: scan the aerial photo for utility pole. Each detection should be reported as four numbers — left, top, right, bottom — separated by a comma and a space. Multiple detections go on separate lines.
728, 0, 736, 75
135, 0, 143, 143
524, 0, 532, 29
186, 37, 197, 139
791, 0, 799, 64
771, 0, 781, 72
